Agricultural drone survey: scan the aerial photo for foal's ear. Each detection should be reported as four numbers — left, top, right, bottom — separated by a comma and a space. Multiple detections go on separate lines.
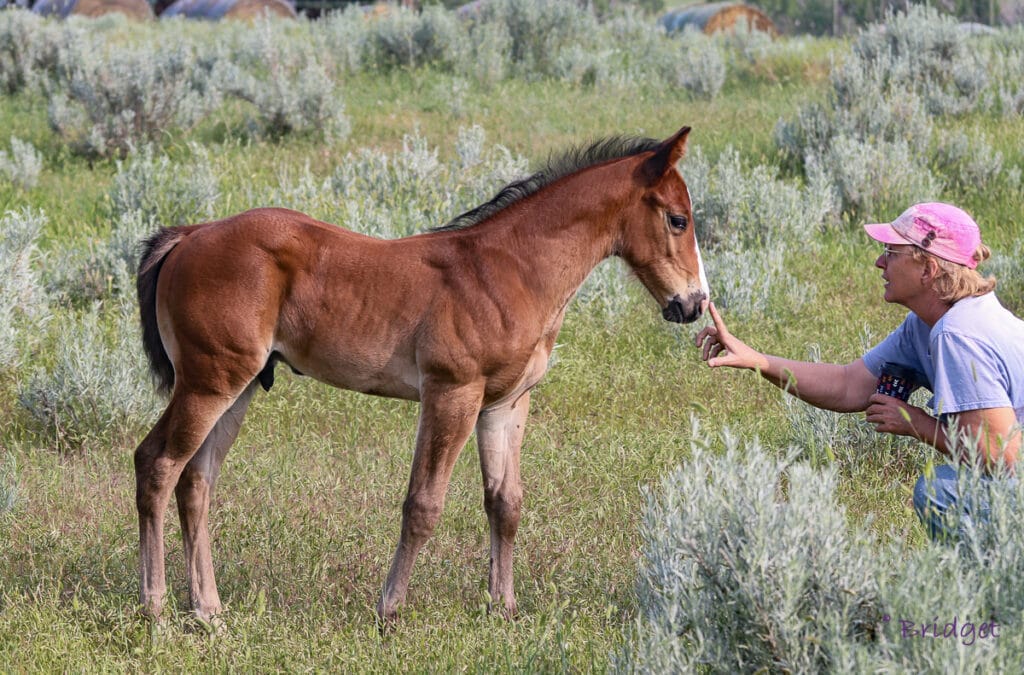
640, 126, 691, 185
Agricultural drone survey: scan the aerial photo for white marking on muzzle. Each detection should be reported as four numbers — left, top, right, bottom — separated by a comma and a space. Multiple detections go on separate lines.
687, 184, 710, 300
695, 238, 710, 299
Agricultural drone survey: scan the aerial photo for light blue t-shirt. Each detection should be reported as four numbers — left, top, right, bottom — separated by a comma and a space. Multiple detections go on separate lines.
863, 292, 1024, 423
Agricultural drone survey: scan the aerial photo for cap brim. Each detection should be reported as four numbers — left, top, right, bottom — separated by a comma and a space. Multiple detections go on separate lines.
864, 222, 911, 245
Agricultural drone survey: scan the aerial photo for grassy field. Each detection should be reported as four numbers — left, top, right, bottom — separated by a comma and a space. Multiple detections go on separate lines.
1, 11, 1022, 671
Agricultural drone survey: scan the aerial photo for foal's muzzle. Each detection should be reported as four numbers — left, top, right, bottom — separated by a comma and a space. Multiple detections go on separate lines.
662, 292, 705, 324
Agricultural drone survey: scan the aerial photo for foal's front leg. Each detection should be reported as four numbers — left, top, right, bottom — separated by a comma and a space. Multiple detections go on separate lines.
377, 383, 483, 623
476, 392, 529, 618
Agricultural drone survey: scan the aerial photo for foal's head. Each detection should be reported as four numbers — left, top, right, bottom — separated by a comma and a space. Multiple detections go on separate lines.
617, 125, 708, 323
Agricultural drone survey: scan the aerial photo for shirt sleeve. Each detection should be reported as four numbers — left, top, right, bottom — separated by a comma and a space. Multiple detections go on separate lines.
862, 318, 915, 378
930, 332, 1012, 415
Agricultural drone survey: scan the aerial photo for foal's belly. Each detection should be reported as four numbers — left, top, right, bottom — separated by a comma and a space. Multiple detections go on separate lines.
274, 341, 422, 401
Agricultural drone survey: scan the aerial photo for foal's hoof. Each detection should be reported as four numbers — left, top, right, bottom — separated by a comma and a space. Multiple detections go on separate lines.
187, 610, 226, 636
375, 611, 399, 637
139, 598, 164, 623
139, 611, 167, 644
375, 596, 402, 636
138, 604, 167, 640
485, 592, 518, 620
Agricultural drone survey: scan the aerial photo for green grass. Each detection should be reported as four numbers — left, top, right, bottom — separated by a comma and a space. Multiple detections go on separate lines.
1, 23, 1022, 671
0, 291, 917, 670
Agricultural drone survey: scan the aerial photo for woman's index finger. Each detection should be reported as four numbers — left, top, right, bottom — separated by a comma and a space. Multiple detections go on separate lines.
708, 301, 727, 333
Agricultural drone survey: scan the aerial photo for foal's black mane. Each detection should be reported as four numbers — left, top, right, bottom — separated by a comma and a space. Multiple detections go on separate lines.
434, 135, 661, 232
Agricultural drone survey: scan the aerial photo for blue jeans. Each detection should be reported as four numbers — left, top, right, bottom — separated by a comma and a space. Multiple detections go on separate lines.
913, 464, 995, 541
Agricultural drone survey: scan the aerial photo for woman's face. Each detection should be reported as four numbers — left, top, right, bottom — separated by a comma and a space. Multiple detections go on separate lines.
875, 244, 921, 306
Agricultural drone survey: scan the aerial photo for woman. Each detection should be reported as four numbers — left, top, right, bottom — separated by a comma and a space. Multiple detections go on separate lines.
696, 202, 1024, 539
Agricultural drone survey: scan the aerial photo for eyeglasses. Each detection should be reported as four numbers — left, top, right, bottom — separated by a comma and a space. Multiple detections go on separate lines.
882, 245, 911, 260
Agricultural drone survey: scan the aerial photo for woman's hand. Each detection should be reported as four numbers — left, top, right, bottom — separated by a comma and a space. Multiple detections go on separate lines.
864, 393, 921, 436
694, 302, 769, 371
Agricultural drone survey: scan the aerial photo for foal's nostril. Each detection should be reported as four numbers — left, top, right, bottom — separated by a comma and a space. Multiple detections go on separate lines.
661, 293, 704, 324
662, 295, 686, 323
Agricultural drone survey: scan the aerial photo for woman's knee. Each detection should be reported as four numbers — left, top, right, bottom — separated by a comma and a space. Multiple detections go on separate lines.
913, 465, 960, 517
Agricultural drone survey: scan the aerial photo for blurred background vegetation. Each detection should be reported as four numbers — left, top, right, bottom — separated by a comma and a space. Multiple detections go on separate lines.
7, 0, 1024, 35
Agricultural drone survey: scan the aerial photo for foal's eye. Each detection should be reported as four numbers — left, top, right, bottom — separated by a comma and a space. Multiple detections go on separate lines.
668, 214, 689, 232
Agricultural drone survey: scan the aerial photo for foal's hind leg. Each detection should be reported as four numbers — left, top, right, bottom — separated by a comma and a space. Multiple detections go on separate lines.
135, 390, 239, 621
175, 382, 258, 622
476, 392, 529, 618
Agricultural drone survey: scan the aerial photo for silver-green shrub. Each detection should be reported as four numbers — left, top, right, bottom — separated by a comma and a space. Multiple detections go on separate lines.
576, 257, 633, 320
603, 9, 793, 96
154, 2, 732, 96
315, 6, 369, 75
45, 210, 155, 304
332, 128, 523, 236
619, 426, 1024, 671
809, 135, 941, 219
650, 15, 798, 98
452, 124, 528, 196
852, 6, 991, 116
784, 385, 877, 466
108, 144, 219, 226
987, 237, 1024, 314
214, 20, 350, 142
781, 342, 928, 470
619, 428, 883, 672
47, 41, 213, 158
857, 452, 1024, 670
18, 297, 162, 450
0, 455, 17, 516
774, 62, 937, 210
459, 16, 512, 86
552, 43, 613, 88
952, 459, 1024, 622
275, 3, 740, 94
989, 45, 1024, 115
681, 146, 826, 316
0, 137, 43, 191
828, 61, 935, 157
263, 141, 445, 238
255, 125, 527, 239
933, 130, 1012, 194
599, 10, 686, 90
0, 10, 67, 95
43, 145, 218, 303
0, 208, 48, 370
366, 4, 467, 71
685, 146, 827, 250
468, 0, 601, 78
718, 20, 776, 64
676, 29, 726, 100
774, 6, 1021, 221
706, 245, 815, 317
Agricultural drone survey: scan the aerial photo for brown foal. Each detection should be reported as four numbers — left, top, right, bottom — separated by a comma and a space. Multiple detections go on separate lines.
134, 125, 708, 624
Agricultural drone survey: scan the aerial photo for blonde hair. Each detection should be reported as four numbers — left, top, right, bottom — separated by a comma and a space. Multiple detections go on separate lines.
910, 244, 997, 302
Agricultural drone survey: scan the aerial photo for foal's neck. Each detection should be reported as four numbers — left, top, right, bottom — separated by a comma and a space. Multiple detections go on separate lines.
484, 164, 632, 302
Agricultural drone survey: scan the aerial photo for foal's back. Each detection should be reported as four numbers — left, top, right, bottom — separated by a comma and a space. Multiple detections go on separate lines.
154, 207, 540, 403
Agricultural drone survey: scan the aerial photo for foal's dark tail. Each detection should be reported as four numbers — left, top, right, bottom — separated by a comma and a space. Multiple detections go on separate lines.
137, 227, 190, 395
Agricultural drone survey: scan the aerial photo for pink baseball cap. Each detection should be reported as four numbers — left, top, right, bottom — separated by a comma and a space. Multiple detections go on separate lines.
864, 202, 982, 269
